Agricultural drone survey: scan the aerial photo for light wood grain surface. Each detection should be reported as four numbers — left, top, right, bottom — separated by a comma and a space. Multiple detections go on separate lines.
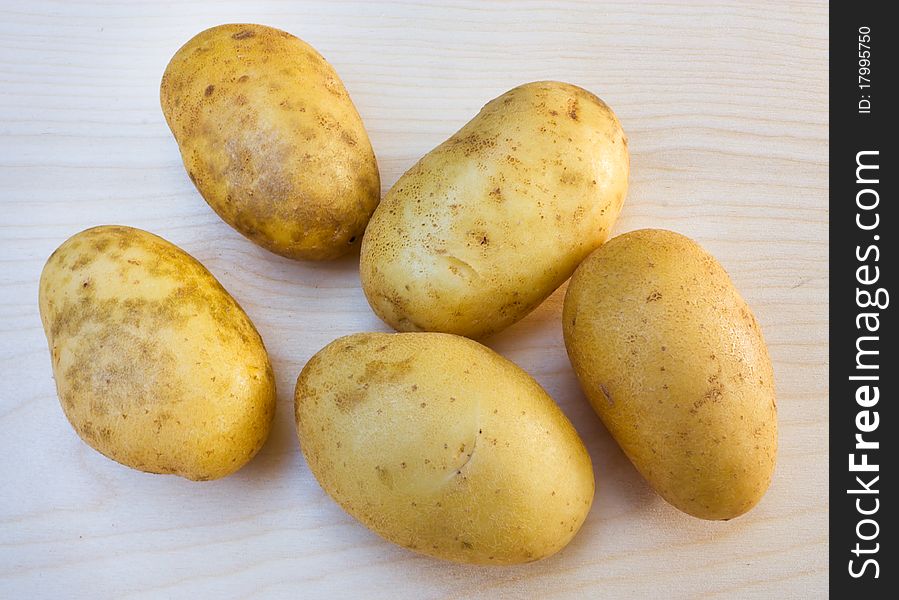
0, 1, 828, 598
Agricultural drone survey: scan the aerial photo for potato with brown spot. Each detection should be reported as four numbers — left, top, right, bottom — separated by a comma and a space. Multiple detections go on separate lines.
360, 81, 628, 338
39, 226, 276, 480
563, 229, 777, 520
295, 332, 594, 564
161, 23, 380, 260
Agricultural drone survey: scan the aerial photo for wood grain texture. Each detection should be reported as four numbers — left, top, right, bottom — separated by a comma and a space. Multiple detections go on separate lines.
0, 1, 828, 598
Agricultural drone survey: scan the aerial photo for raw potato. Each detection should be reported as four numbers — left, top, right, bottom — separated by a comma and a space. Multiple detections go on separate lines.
563, 229, 776, 520
295, 332, 594, 565
38, 226, 276, 481
360, 81, 628, 339
161, 23, 380, 260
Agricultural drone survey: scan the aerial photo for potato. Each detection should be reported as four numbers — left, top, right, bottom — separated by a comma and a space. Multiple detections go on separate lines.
38, 226, 276, 481
563, 229, 776, 520
161, 23, 380, 260
295, 332, 594, 564
360, 81, 628, 339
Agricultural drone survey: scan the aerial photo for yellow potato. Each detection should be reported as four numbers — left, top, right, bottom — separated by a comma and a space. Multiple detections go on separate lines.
360, 81, 628, 338
563, 229, 776, 520
295, 332, 594, 564
161, 23, 380, 260
39, 226, 276, 481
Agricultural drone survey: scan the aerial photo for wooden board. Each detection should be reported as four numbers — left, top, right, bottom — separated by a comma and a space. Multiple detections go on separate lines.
0, 1, 828, 597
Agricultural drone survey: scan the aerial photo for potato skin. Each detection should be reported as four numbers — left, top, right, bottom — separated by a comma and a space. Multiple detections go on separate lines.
563, 229, 776, 520
161, 24, 380, 260
38, 226, 276, 481
360, 81, 628, 339
295, 332, 594, 565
